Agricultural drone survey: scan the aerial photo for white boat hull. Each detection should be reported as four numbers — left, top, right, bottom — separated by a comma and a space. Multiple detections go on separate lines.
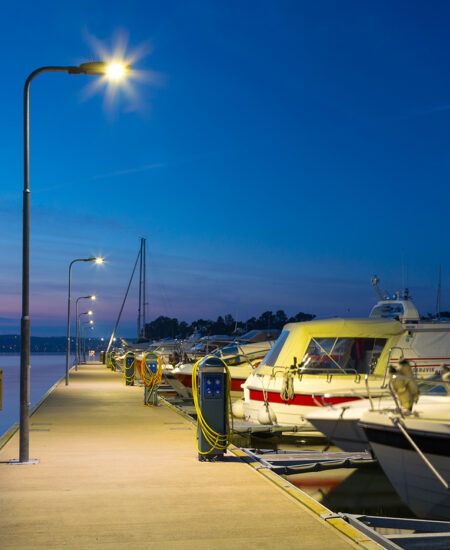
361, 411, 450, 520
306, 395, 446, 452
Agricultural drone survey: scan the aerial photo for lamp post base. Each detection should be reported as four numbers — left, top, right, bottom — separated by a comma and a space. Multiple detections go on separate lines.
8, 459, 39, 465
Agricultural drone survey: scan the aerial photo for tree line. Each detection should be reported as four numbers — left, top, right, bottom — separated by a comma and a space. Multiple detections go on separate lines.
143, 310, 316, 340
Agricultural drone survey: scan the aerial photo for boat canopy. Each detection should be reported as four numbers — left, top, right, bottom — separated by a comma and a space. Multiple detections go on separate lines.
258, 318, 404, 373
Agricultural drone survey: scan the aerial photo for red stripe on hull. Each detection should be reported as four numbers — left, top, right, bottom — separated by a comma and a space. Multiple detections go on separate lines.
174, 373, 193, 388
230, 378, 245, 392
390, 357, 449, 361
249, 390, 361, 407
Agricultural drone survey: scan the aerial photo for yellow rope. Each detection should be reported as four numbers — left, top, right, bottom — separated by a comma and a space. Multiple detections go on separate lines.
122, 352, 136, 384
192, 355, 233, 455
142, 352, 162, 406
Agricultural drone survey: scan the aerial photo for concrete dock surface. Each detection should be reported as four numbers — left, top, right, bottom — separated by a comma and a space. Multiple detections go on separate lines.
0, 362, 377, 549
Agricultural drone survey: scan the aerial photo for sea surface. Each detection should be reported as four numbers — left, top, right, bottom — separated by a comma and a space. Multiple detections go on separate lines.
0, 354, 73, 437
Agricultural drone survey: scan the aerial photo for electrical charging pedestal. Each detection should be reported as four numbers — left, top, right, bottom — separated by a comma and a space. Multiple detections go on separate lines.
142, 352, 162, 406
196, 356, 227, 462
124, 352, 136, 386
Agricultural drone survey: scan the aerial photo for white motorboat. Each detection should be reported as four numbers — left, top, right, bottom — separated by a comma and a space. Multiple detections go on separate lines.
172, 339, 275, 399
305, 379, 448, 452
241, 286, 450, 428
359, 389, 450, 520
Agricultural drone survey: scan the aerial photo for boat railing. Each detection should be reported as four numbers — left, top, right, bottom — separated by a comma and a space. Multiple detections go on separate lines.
381, 346, 407, 387
216, 342, 264, 368
388, 374, 449, 415
364, 374, 375, 410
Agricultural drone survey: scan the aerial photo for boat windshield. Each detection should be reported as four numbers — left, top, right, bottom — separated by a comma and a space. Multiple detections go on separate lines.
300, 337, 387, 374
215, 345, 239, 357
260, 330, 290, 367
214, 344, 267, 366
239, 330, 260, 341
418, 373, 450, 395
370, 303, 404, 319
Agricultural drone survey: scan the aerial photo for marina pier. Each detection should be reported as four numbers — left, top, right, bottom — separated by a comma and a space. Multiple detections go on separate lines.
0, 362, 375, 549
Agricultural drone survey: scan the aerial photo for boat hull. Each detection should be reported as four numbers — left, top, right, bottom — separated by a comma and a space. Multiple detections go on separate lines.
242, 373, 384, 426
361, 415, 450, 520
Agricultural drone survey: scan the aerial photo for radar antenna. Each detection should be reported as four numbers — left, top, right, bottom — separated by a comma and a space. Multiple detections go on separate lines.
371, 275, 389, 300
436, 265, 441, 320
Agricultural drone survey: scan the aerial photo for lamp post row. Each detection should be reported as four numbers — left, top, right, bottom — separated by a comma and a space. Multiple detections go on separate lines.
19, 61, 130, 464
65, 258, 102, 386
75, 297, 95, 367
77, 309, 94, 365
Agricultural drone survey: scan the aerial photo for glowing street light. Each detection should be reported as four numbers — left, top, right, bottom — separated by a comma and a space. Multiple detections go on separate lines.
74, 61, 130, 77
82, 321, 95, 362
75, 296, 97, 368
77, 310, 94, 365
107, 63, 127, 79
66, 258, 103, 386
19, 60, 129, 464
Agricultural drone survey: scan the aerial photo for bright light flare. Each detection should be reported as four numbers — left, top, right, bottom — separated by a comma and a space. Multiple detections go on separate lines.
88, 310, 93, 315
106, 63, 126, 80
89, 320, 94, 324
81, 29, 165, 117
95, 257, 104, 264
91, 295, 97, 301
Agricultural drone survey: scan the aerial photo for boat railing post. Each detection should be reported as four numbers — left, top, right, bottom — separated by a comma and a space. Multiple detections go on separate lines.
387, 375, 404, 414
364, 374, 374, 410
382, 347, 404, 388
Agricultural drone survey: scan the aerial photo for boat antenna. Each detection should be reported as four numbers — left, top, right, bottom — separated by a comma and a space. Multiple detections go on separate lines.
436, 265, 442, 320
371, 274, 389, 300
401, 251, 405, 296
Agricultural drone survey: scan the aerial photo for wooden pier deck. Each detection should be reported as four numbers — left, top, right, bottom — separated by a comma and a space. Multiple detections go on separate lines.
0, 362, 379, 549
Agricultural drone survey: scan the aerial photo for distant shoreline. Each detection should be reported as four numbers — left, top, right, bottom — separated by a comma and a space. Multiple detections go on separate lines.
0, 352, 68, 356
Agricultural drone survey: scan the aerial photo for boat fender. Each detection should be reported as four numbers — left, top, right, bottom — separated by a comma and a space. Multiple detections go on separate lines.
231, 399, 245, 419
257, 402, 277, 425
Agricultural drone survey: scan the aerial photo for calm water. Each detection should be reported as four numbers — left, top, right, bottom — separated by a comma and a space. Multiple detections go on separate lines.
243, 432, 414, 518
0, 354, 73, 437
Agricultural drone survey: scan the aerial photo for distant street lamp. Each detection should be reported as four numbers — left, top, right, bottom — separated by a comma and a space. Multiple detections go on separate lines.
19, 61, 130, 464
76, 307, 94, 366
75, 296, 96, 367
66, 259, 102, 385
82, 321, 95, 362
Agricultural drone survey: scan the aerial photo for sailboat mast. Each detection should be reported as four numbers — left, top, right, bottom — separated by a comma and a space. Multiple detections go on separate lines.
106, 247, 141, 354
137, 239, 142, 338
143, 238, 147, 334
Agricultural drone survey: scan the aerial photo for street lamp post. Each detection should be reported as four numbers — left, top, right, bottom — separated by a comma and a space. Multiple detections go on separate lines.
75, 296, 96, 368
82, 321, 94, 362
76, 308, 94, 366
66, 259, 102, 384
19, 61, 130, 464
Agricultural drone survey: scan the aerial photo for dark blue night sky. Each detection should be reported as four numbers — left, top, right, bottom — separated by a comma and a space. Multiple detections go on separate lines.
0, 1, 449, 336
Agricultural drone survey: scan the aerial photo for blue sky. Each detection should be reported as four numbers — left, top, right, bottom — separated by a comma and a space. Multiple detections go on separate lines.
0, 1, 449, 337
